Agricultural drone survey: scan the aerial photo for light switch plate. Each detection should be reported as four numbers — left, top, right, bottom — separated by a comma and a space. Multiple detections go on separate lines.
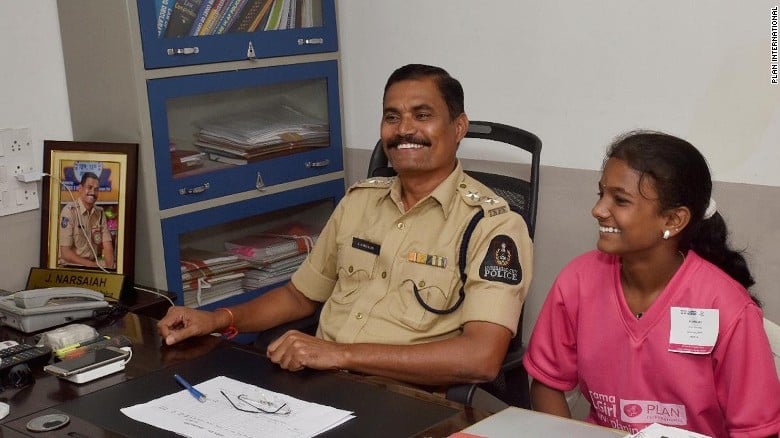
0, 128, 39, 216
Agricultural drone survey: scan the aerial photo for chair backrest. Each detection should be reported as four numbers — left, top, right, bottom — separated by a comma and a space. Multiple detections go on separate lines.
367, 120, 541, 238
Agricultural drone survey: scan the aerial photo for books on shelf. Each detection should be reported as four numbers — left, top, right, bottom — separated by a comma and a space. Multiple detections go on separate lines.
229, 0, 275, 33
165, 0, 205, 38
198, 0, 229, 35
213, 0, 249, 34
189, 0, 216, 36
156, 0, 175, 36
155, 0, 316, 36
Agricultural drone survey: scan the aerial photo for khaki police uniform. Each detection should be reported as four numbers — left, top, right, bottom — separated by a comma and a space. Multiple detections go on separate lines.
291, 161, 533, 345
58, 199, 112, 265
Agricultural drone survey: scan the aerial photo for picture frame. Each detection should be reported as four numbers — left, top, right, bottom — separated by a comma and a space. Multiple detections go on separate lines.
40, 141, 138, 285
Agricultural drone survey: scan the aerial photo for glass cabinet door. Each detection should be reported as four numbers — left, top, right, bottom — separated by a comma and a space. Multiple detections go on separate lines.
147, 60, 343, 210
161, 184, 343, 308
137, 0, 338, 68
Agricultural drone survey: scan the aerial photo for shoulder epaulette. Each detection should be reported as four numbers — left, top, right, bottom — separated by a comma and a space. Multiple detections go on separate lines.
348, 176, 395, 192
456, 180, 510, 218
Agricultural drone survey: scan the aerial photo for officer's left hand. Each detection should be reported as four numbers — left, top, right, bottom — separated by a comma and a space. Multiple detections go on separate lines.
266, 330, 346, 372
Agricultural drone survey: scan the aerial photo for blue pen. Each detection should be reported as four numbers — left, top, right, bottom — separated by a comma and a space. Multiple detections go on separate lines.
174, 374, 207, 402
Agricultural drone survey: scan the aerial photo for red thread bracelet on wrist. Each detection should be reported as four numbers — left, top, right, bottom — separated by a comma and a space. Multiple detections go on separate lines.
215, 307, 238, 340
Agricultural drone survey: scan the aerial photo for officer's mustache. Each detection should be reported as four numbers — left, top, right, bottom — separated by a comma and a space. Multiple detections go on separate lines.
385, 135, 432, 149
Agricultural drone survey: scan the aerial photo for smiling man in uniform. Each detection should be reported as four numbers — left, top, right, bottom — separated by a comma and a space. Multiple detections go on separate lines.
58, 171, 115, 269
158, 64, 533, 388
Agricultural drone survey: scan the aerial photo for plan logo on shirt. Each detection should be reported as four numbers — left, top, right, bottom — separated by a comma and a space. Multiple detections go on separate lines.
619, 399, 687, 426
479, 235, 522, 285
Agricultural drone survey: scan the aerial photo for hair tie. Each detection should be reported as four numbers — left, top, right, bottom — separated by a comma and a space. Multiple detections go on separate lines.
703, 198, 717, 220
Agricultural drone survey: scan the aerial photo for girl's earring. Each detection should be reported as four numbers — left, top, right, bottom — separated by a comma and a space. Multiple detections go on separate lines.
662, 229, 671, 240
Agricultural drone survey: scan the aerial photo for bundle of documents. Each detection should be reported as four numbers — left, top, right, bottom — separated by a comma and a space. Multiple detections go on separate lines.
195, 105, 330, 164
122, 375, 354, 438
179, 248, 252, 307
224, 221, 320, 290
242, 253, 307, 290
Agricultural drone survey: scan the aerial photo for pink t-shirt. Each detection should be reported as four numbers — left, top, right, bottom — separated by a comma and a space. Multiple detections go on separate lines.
524, 250, 780, 438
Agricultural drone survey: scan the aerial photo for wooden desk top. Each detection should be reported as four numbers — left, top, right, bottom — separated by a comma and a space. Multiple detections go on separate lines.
0, 311, 488, 437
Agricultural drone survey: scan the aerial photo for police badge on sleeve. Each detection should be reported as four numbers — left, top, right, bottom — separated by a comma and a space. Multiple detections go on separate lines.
479, 235, 522, 285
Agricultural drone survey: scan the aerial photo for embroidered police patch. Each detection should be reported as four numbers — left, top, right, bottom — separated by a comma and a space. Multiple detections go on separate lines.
479, 235, 522, 285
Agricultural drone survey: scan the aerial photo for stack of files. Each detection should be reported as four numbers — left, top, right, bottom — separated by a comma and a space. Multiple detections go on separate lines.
179, 248, 252, 307
223, 221, 321, 264
242, 253, 306, 290
195, 104, 330, 165
224, 221, 321, 290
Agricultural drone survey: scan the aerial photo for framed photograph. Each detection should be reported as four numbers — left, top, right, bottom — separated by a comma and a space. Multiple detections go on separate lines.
40, 141, 138, 284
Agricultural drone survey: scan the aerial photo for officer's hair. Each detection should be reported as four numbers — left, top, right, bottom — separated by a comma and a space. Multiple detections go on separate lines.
80, 172, 100, 185
383, 64, 465, 121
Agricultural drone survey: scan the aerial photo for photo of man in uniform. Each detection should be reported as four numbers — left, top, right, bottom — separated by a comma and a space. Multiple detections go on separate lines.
57, 171, 115, 269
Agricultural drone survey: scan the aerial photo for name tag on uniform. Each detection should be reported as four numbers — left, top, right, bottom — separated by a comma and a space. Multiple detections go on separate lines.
668, 307, 718, 354
352, 237, 380, 255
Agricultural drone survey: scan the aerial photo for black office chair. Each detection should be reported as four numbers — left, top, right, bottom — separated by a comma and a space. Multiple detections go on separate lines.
256, 120, 541, 409
368, 121, 540, 409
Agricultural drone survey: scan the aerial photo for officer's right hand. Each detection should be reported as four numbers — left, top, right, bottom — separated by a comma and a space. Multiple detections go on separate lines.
157, 306, 217, 346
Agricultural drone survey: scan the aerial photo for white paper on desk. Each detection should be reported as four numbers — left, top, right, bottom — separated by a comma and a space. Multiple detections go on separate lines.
121, 375, 355, 438
623, 423, 712, 438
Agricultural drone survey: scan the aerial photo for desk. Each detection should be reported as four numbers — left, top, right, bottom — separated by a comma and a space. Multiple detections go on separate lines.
457, 406, 625, 438
0, 312, 487, 437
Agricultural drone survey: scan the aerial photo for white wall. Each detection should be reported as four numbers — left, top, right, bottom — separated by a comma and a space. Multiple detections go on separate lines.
0, 1, 71, 291
337, 0, 780, 187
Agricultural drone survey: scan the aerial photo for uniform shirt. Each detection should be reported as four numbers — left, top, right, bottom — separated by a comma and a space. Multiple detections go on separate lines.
523, 250, 780, 438
292, 162, 533, 345
58, 199, 112, 264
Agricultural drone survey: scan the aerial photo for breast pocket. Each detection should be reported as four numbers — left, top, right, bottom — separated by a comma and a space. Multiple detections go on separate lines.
388, 261, 459, 331
332, 246, 376, 305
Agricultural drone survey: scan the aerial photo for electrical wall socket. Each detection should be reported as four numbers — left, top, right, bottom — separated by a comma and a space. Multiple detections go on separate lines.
0, 128, 40, 216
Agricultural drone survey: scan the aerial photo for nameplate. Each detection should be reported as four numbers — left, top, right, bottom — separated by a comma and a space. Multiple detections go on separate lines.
26, 268, 125, 301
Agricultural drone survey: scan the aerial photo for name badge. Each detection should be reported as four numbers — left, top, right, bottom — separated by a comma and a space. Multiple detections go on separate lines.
352, 237, 380, 255
668, 307, 719, 354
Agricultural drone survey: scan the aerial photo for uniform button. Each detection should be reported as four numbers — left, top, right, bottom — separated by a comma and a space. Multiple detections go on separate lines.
419, 281, 425, 287
459, 183, 467, 188
348, 266, 354, 273
397, 222, 405, 230
381, 271, 387, 279
356, 313, 364, 320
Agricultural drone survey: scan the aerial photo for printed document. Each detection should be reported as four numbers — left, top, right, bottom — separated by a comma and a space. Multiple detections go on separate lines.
121, 375, 355, 438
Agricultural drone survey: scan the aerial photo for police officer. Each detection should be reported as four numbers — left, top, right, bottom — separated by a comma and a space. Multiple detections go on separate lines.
158, 64, 533, 388
58, 171, 115, 269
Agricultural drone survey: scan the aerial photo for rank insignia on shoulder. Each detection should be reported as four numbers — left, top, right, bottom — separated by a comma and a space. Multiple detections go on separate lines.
350, 176, 394, 191
479, 235, 522, 284
408, 251, 447, 268
488, 206, 508, 217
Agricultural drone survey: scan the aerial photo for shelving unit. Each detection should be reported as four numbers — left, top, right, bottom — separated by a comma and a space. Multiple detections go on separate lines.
57, 0, 345, 309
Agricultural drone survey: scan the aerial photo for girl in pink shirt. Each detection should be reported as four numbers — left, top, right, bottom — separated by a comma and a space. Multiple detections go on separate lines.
523, 131, 780, 437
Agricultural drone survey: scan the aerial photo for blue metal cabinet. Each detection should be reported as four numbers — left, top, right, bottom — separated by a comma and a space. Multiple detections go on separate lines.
147, 60, 343, 210
137, 0, 338, 68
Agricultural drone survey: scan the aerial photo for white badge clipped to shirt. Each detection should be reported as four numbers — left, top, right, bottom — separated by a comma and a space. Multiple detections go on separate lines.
668, 307, 719, 354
